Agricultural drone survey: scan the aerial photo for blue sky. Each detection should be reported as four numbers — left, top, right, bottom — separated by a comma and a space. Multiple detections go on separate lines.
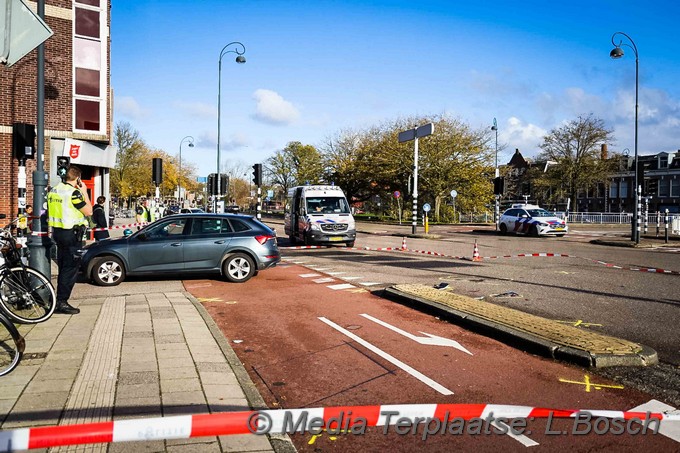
111, 0, 680, 178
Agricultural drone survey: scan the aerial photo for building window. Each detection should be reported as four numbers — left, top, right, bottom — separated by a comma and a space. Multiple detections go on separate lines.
610, 181, 618, 198
671, 178, 680, 197
73, 1, 106, 134
659, 179, 670, 197
620, 180, 628, 198
76, 99, 100, 130
659, 155, 669, 169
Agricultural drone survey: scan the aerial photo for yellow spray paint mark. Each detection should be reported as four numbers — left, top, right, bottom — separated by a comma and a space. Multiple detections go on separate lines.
556, 320, 603, 328
308, 429, 344, 445
198, 298, 237, 304
559, 375, 624, 393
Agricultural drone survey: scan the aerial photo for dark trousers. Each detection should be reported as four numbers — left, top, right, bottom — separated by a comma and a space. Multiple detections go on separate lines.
53, 227, 83, 303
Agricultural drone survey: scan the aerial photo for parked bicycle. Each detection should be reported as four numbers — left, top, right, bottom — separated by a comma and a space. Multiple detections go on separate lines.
0, 214, 56, 323
0, 310, 24, 376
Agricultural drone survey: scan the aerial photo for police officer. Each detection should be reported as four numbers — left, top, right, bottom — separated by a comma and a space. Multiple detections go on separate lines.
135, 198, 154, 225
47, 165, 93, 314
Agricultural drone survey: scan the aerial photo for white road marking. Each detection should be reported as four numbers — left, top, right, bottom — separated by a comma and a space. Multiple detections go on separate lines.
327, 272, 346, 275
360, 313, 472, 355
342, 276, 362, 280
492, 420, 539, 447
630, 399, 680, 443
299, 273, 322, 278
319, 317, 453, 395
360, 282, 381, 286
313, 278, 335, 284
327, 283, 355, 290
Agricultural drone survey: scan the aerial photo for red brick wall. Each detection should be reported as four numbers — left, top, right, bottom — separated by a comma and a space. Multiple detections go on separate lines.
0, 0, 111, 218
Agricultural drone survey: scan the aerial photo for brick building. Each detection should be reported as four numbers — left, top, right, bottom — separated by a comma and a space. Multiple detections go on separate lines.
0, 0, 114, 220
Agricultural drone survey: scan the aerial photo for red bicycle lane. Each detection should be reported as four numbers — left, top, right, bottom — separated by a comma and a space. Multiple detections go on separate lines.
185, 263, 676, 452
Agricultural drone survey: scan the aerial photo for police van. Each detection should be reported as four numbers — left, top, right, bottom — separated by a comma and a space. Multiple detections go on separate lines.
284, 185, 356, 247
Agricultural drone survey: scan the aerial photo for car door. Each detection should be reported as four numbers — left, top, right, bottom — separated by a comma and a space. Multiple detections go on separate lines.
183, 217, 232, 271
127, 218, 189, 273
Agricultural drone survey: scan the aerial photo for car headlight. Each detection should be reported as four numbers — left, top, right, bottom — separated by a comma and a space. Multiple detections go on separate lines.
310, 223, 321, 231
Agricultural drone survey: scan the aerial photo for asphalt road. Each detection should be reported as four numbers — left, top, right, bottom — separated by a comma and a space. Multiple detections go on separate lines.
186, 264, 676, 452
172, 220, 680, 451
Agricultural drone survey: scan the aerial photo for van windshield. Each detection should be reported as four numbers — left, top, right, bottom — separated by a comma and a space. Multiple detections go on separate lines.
306, 197, 350, 214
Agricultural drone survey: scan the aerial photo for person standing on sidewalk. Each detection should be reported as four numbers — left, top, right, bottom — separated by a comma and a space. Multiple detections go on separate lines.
47, 166, 92, 315
135, 198, 154, 227
92, 196, 110, 241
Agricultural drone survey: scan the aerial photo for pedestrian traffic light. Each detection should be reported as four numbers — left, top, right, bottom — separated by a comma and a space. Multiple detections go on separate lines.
493, 176, 505, 195
56, 156, 70, 181
207, 173, 217, 195
252, 163, 262, 186
220, 174, 228, 195
152, 158, 163, 185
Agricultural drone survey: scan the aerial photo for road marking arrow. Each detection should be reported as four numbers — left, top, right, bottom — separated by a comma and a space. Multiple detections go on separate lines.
360, 313, 472, 355
319, 317, 454, 395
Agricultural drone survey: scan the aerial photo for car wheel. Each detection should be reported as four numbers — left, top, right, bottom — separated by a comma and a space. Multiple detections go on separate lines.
91, 256, 126, 286
530, 225, 540, 237
499, 223, 508, 234
346, 241, 355, 248
223, 253, 255, 283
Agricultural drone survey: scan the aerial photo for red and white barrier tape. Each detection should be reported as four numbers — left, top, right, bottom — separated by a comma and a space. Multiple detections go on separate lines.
0, 403, 676, 451
483, 253, 571, 260
584, 258, 680, 276
91, 222, 148, 232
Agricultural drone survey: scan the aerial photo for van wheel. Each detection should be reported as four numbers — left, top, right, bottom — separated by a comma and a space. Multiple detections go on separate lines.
303, 235, 312, 246
346, 241, 355, 248
289, 235, 297, 245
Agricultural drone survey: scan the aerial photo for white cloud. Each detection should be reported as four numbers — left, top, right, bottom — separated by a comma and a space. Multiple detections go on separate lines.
115, 96, 148, 119
251, 89, 300, 125
197, 130, 249, 151
503, 117, 547, 160
174, 101, 216, 119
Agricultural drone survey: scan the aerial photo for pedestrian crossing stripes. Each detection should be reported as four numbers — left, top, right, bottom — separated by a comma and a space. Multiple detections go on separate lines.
327, 283, 356, 290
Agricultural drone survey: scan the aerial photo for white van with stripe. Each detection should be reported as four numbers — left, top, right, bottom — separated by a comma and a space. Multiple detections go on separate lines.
284, 185, 356, 247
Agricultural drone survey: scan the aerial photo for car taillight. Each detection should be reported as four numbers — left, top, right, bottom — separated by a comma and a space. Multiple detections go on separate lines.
254, 235, 274, 245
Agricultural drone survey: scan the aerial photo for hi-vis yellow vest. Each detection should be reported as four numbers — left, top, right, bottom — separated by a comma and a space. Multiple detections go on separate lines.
47, 182, 87, 229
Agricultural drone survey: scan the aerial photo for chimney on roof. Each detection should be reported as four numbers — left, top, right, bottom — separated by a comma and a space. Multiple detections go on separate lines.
601, 144, 608, 160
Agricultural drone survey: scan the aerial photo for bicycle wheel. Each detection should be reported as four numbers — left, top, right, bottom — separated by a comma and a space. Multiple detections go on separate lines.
0, 267, 56, 323
0, 315, 24, 376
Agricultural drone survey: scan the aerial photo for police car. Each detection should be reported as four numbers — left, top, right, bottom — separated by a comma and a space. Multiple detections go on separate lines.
499, 204, 568, 237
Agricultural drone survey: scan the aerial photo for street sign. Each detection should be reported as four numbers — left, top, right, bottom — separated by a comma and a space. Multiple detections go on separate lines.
422, 203, 431, 212
450, 190, 458, 198
416, 123, 435, 138
398, 123, 435, 143
398, 129, 415, 143
394, 190, 400, 199
0, 0, 54, 67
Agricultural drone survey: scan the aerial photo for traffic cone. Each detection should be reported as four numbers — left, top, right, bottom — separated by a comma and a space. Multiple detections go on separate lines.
401, 236, 407, 250
472, 240, 481, 262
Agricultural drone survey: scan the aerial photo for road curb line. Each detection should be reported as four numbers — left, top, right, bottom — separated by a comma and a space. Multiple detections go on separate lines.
186, 292, 297, 453
382, 285, 658, 368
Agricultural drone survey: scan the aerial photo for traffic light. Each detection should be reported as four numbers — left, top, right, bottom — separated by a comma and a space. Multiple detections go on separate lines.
152, 158, 163, 185
56, 156, 70, 181
252, 163, 262, 186
493, 176, 505, 195
12, 123, 35, 160
220, 174, 228, 195
207, 173, 217, 195
646, 178, 658, 197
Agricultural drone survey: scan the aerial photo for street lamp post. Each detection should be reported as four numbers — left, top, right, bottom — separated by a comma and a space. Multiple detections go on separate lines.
179, 136, 194, 207
610, 31, 640, 244
491, 118, 499, 230
216, 42, 246, 213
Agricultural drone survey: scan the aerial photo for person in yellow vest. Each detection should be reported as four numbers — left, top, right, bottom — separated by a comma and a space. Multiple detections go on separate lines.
135, 198, 155, 226
47, 165, 92, 315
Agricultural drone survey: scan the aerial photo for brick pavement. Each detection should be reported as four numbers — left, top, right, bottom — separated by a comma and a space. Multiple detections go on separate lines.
0, 278, 286, 452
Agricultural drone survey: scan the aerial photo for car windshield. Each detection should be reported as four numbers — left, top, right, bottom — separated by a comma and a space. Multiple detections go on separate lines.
306, 197, 350, 214
527, 209, 553, 217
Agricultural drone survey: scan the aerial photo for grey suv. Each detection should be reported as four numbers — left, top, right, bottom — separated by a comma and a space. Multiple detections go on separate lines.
80, 213, 280, 286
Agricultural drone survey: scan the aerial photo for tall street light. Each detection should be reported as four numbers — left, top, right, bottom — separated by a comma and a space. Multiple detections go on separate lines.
610, 31, 639, 243
216, 42, 246, 212
179, 136, 194, 206
491, 118, 499, 230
